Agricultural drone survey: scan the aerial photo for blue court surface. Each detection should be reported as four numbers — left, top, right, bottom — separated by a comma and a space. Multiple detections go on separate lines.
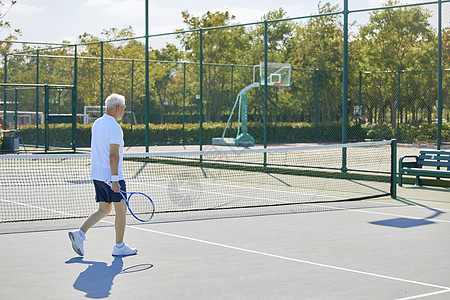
1, 185, 449, 300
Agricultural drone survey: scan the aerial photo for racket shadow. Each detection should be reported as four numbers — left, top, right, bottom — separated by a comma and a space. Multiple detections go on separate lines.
65, 257, 153, 299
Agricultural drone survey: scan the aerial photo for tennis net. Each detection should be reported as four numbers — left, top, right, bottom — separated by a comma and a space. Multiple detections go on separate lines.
0, 140, 396, 233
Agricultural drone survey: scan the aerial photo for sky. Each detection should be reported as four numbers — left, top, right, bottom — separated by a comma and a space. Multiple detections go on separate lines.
0, 0, 438, 48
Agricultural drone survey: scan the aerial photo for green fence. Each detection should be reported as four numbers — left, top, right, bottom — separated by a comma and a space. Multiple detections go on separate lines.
1, 0, 448, 151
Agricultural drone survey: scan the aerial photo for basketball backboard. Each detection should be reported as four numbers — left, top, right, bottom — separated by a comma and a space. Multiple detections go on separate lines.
253, 62, 291, 87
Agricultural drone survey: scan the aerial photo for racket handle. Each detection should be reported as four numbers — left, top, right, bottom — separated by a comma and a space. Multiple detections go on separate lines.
104, 180, 125, 193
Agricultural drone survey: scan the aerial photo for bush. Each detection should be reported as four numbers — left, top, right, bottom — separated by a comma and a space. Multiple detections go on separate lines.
364, 123, 394, 140
16, 121, 449, 148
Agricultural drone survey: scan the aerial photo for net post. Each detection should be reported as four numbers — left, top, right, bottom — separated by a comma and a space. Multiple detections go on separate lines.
390, 139, 397, 199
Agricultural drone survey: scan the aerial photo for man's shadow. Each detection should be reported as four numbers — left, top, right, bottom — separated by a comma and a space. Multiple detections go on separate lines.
65, 257, 152, 299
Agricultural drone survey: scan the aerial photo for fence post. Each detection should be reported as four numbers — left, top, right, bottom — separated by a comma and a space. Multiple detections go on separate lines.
199, 28, 204, 152
263, 20, 268, 166
358, 71, 362, 141
315, 69, 319, 141
3, 53, 7, 130
182, 62, 186, 145
72, 45, 78, 151
437, 0, 443, 150
35, 50, 39, 147
14, 88, 18, 129
44, 85, 49, 153
397, 70, 401, 140
341, 0, 349, 172
145, 0, 150, 152
275, 86, 278, 142
131, 59, 134, 143
100, 41, 104, 116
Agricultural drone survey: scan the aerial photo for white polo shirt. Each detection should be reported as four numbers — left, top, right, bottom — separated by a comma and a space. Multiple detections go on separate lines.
90, 114, 124, 181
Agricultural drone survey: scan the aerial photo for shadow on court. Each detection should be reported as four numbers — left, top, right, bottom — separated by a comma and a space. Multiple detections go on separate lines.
370, 196, 445, 228
65, 257, 153, 299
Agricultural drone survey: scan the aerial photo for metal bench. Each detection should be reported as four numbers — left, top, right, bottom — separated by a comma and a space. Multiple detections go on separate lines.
398, 149, 450, 186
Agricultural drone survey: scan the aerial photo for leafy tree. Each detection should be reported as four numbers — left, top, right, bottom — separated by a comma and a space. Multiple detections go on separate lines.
356, 0, 435, 125
0, 0, 20, 55
287, 2, 343, 122
241, 8, 297, 127
0, 0, 21, 89
152, 43, 183, 123
246, 8, 296, 64
177, 10, 249, 122
74, 27, 156, 125
1, 1, 446, 138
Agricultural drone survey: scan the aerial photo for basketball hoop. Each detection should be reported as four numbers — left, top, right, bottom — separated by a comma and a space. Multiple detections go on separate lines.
274, 82, 286, 92
254, 63, 291, 87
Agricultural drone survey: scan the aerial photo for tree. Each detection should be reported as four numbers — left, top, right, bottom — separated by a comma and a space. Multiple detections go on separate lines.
0, 0, 21, 83
247, 8, 296, 64
356, 0, 435, 125
74, 27, 156, 124
0, 0, 20, 54
177, 10, 249, 122
240, 8, 296, 127
152, 43, 183, 123
287, 2, 343, 122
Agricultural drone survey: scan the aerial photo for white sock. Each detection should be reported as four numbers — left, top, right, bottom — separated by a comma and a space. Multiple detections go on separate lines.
116, 242, 124, 248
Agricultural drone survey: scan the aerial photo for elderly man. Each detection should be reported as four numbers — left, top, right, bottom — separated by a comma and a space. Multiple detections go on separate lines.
69, 93, 137, 257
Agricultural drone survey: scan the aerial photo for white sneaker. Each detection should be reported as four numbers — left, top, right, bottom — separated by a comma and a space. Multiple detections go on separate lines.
68, 230, 86, 256
112, 243, 138, 256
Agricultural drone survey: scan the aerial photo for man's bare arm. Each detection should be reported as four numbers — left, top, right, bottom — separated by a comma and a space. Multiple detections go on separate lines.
110, 143, 121, 192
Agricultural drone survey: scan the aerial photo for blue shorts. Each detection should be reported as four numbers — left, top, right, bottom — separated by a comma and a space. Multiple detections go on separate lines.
93, 180, 126, 203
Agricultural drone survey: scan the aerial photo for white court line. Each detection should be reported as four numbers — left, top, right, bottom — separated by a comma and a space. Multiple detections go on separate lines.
3, 196, 449, 297
128, 224, 450, 294
0, 198, 80, 218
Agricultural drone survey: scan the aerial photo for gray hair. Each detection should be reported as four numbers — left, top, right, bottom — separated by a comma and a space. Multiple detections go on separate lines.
105, 93, 126, 110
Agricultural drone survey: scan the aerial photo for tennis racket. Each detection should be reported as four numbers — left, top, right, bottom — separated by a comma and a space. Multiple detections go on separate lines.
105, 181, 155, 222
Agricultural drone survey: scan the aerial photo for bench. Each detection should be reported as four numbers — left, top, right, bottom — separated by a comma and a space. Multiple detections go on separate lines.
398, 149, 450, 186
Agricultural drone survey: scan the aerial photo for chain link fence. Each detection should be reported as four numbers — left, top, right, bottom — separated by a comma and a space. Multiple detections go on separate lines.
1, 1, 448, 151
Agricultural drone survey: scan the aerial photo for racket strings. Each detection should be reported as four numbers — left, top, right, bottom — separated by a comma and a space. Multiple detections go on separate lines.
126, 192, 154, 222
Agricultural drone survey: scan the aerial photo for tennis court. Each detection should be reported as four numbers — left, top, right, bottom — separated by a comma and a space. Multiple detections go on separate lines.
1, 142, 449, 299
